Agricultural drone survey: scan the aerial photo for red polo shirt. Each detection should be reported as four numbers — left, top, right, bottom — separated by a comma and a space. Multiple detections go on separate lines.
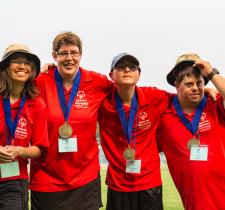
0, 96, 49, 182
98, 86, 170, 192
30, 67, 112, 192
157, 95, 225, 210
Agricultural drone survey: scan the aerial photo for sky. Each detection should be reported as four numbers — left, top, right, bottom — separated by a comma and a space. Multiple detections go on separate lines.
1, 0, 225, 92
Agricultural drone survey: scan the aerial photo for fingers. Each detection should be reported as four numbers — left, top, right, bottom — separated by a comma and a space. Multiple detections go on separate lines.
0, 147, 14, 163
41, 63, 56, 73
4, 146, 20, 159
193, 61, 213, 77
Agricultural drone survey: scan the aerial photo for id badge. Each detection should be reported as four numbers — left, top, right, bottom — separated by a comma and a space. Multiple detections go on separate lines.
190, 145, 208, 161
0, 161, 20, 178
58, 135, 78, 153
126, 159, 141, 174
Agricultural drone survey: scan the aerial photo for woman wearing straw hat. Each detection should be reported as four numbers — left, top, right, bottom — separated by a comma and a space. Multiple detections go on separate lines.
0, 44, 49, 210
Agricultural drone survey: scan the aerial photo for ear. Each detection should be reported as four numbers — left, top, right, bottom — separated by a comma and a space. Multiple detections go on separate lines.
52, 51, 57, 62
109, 72, 114, 80
175, 82, 179, 90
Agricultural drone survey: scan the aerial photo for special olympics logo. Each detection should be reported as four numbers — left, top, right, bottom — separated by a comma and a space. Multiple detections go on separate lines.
201, 112, 206, 121
77, 90, 85, 100
138, 112, 147, 120
18, 117, 27, 128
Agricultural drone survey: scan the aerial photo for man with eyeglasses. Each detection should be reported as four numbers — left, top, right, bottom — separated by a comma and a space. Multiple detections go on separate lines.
29, 31, 112, 210
98, 53, 170, 210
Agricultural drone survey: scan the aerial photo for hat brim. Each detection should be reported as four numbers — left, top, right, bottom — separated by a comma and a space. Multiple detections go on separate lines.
0, 51, 40, 77
167, 60, 209, 86
111, 54, 140, 72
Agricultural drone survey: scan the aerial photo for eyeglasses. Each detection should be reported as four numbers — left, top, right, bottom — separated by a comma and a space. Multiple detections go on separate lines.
114, 63, 139, 72
10, 60, 34, 68
56, 51, 80, 58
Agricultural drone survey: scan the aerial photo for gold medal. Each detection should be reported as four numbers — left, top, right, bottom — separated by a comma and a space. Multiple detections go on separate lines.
58, 122, 73, 139
123, 146, 135, 161
187, 138, 200, 150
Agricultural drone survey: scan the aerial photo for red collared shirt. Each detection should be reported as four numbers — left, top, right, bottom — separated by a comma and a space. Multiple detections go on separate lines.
0, 96, 49, 182
157, 95, 225, 210
30, 67, 112, 192
98, 86, 170, 192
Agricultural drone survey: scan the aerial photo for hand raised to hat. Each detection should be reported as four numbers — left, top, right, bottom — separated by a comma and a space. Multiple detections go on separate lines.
193, 60, 213, 77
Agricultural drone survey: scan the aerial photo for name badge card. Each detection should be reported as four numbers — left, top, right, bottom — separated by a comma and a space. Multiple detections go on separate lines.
126, 160, 141, 174
58, 136, 78, 153
0, 161, 20, 178
190, 145, 208, 161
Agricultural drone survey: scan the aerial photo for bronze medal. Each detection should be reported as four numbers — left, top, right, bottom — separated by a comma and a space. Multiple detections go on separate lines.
58, 122, 73, 139
187, 138, 200, 150
123, 147, 135, 161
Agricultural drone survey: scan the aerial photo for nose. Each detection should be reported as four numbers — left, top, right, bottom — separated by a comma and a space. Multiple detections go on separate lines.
123, 66, 131, 72
18, 62, 26, 68
192, 83, 199, 90
65, 52, 73, 60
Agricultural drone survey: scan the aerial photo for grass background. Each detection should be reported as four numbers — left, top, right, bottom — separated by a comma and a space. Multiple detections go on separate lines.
100, 164, 184, 210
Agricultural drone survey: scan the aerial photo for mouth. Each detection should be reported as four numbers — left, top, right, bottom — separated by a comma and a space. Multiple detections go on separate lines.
14, 70, 29, 76
63, 63, 75, 69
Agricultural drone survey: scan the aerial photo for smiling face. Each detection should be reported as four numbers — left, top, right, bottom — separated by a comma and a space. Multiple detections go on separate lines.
52, 44, 81, 80
8, 54, 35, 85
176, 73, 205, 108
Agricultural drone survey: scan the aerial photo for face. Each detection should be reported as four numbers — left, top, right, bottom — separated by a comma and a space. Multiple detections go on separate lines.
52, 44, 81, 79
176, 74, 204, 107
110, 62, 140, 86
8, 54, 34, 84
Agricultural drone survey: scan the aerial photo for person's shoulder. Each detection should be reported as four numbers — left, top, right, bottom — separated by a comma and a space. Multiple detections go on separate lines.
40, 67, 55, 77
80, 67, 107, 80
138, 86, 170, 97
27, 95, 46, 109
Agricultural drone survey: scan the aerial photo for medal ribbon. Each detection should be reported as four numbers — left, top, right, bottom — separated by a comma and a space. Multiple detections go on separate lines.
54, 68, 81, 122
3, 96, 26, 145
173, 95, 206, 135
115, 91, 138, 144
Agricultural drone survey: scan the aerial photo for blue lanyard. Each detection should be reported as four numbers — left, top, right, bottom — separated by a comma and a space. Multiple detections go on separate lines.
54, 68, 81, 122
115, 92, 138, 144
3, 96, 26, 145
173, 96, 206, 135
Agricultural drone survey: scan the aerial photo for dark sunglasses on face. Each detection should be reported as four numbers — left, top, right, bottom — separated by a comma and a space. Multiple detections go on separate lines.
114, 63, 139, 71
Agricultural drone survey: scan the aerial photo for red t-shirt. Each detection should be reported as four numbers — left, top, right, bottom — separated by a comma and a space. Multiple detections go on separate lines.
30, 67, 112, 192
0, 96, 49, 182
157, 95, 225, 210
98, 86, 169, 192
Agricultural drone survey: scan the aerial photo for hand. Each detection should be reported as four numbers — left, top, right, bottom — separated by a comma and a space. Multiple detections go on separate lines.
194, 61, 213, 77
41, 63, 56, 73
204, 88, 218, 101
4, 146, 23, 160
0, 146, 14, 163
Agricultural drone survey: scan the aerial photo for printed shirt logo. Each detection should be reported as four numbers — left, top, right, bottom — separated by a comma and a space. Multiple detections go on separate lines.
14, 117, 28, 139
137, 112, 151, 130
74, 90, 89, 109
198, 112, 212, 132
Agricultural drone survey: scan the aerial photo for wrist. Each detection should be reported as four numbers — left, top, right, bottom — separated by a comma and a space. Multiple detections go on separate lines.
207, 68, 219, 80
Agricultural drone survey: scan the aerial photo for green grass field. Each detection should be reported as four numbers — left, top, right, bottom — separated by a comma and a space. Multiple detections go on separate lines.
100, 164, 184, 210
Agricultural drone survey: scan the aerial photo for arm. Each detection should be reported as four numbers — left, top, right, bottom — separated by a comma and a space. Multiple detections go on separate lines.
195, 61, 225, 108
4, 145, 42, 159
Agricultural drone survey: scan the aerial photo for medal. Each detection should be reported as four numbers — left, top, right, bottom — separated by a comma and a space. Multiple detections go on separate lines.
59, 122, 73, 139
187, 138, 200, 150
123, 146, 135, 161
